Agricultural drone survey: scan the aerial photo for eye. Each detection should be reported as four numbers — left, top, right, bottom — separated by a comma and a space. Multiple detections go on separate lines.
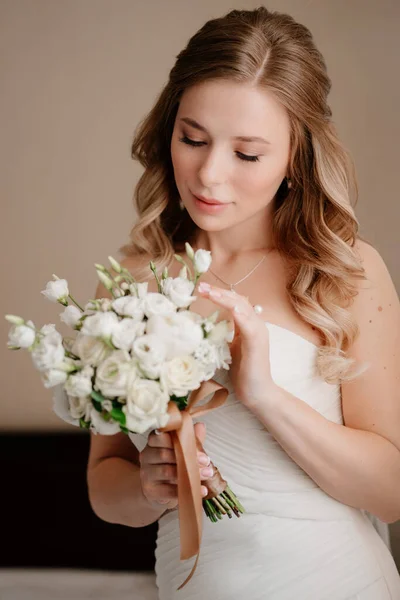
179, 136, 260, 163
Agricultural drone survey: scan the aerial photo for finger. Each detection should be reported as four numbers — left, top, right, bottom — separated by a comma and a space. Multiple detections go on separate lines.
194, 422, 206, 445
148, 431, 173, 449
141, 446, 176, 466
152, 464, 178, 483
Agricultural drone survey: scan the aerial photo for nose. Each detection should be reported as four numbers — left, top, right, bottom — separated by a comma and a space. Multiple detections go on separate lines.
197, 148, 228, 188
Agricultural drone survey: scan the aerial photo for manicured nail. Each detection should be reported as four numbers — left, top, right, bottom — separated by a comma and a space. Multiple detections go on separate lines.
201, 486, 208, 497
201, 467, 214, 478
198, 282, 211, 293
198, 453, 210, 466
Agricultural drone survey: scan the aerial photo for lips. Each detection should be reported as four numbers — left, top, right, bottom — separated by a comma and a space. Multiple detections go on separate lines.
194, 194, 226, 206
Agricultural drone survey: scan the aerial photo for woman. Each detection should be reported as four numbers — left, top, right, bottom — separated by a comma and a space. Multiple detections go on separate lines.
87, 7, 400, 599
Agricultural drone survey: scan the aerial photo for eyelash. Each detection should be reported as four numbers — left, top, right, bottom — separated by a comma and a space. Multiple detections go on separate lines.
179, 136, 260, 163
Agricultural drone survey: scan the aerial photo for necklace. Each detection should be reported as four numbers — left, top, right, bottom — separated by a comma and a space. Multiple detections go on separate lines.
208, 253, 268, 292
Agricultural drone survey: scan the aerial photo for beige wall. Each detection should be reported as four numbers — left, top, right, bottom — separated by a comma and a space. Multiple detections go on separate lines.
1, 0, 399, 425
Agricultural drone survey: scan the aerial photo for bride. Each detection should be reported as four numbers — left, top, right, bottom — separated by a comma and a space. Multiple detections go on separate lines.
87, 7, 400, 599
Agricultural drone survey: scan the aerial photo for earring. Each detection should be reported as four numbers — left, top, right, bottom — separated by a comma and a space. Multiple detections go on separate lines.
286, 178, 293, 189
179, 198, 185, 211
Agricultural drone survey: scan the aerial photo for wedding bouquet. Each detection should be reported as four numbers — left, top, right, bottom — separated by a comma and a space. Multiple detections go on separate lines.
5, 244, 245, 525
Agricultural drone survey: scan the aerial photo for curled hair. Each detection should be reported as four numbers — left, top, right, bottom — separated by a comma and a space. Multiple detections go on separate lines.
120, 6, 370, 384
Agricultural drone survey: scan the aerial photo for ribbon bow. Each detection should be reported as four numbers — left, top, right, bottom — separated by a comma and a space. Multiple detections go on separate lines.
158, 378, 229, 590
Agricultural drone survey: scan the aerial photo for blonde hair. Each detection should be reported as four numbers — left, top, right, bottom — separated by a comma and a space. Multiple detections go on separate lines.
119, 6, 371, 384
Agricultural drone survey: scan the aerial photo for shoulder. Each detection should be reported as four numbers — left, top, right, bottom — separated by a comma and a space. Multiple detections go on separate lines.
349, 239, 399, 331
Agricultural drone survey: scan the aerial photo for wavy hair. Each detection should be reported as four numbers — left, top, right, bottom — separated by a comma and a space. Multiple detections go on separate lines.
119, 6, 371, 384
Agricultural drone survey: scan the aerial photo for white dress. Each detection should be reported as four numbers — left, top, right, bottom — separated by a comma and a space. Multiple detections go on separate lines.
129, 322, 400, 600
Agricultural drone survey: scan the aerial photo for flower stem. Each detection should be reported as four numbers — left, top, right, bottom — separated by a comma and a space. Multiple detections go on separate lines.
68, 294, 84, 311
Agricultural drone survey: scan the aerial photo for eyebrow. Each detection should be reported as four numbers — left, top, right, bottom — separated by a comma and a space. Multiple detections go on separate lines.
179, 117, 271, 145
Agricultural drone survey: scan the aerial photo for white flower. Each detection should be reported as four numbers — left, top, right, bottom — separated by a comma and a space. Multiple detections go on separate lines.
89, 407, 121, 435
207, 321, 232, 345
60, 305, 82, 328
65, 366, 94, 398
72, 334, 112, 366
146, 313, 203, 360
161, 277, 196, 309
41, 276, 69, 303
132, 334, 167, 379
98, 298, 113, 312
160, 355, 202, 397
31, 327, 65, 371
194, 249, 212, 274
41, 369, 68, 389
129, 282, 148, 299
123, 379, 170, 434
95, 350, 136, 398
7, 320, 36, 348
111, 296, 144, 321
193, 340, 220, 380
81, 311, 120, 338
112, 319, 146, 351
52, 384, 80, 426
142, 293, 177, 319
68, 395, 91, 420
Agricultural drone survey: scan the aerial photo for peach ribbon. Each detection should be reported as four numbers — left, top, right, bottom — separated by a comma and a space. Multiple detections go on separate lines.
158, 379, 229, 590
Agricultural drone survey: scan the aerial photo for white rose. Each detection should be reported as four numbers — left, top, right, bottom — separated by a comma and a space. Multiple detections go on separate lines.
41, 277, 69, 303
112, 319, 146, 351
65, 366, 94, 398
68, 394, 91, 420
132, 334, 167, 379
142, 293, 177, 319
60, 305, 82, 328
7, 320, 36, 348
161, 277, 196, 309
123, 379, 170, 434
31, 328, 65, 371
194, 249, 212, 274
81, 311, 120, 339
89, 407, 121, 435
146, 313, 203, 359
95, 350, 136, 398
160, 355, 202, 397
41, 369, 68, 389
72, 334, 112, 366
111, 296, 144, 321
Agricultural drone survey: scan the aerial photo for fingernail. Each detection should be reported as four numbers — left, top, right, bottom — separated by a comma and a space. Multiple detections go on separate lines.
198, 454, 210, 466
198, 282, 211, 293
201, 467, 214, 478
201, 486, 208, 497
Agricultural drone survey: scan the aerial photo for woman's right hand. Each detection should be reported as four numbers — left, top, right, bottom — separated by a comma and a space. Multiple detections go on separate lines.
139, 422, 212, 510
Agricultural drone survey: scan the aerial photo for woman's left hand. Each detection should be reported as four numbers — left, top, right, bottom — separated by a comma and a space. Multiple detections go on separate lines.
198, 282, 275, 410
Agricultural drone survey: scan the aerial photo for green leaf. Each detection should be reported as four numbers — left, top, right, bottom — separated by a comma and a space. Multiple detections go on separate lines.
110, 409, 126, 426
92, 398, 102, 413
91, 390, 106, 404
79, 418, 90, 430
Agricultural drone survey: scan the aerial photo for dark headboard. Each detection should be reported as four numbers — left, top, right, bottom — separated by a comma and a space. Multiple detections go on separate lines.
1, 432, 157, 571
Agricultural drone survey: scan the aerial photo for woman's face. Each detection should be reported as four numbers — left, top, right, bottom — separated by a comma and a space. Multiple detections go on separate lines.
170, 79, 291, 232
